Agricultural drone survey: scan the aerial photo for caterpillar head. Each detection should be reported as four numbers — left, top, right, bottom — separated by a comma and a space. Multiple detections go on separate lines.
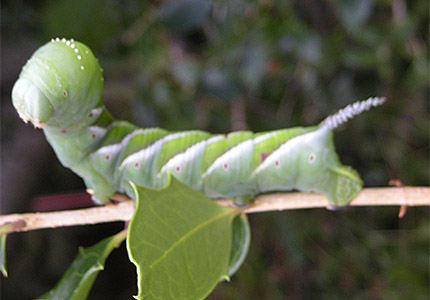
12, 38, 104, 130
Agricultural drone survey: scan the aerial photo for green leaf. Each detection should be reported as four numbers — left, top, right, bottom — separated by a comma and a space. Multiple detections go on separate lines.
127, 175, 240, 300
228, 214, 251, 277
0, 234, 7, 277
37, 230, 127, 300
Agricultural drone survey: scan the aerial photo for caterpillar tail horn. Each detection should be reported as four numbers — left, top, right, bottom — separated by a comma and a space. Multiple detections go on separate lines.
320, 97, 386, 130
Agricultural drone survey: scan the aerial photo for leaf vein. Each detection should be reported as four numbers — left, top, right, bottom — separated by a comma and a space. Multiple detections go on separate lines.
147, 209, 233, 270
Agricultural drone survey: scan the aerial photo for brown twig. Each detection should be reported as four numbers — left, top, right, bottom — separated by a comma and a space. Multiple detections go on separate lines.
0, 187, 428, 234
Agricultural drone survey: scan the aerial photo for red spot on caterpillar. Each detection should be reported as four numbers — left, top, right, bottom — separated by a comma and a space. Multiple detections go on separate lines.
260, 153, 269, 162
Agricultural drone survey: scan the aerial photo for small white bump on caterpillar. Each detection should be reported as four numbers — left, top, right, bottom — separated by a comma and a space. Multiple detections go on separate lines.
70, 38, 74, 42
80, 66, 85, 70
77, 55, 82, 60
71, 43, 75, 49
175, 165, 182, 173
223, 162, 229, 171
66, 41, 71, 46
74, 48, 79, 53
274, 159, 281, 168
61, 38, 66, 42
308, 152, 316, 164
134, 161, 141, 170
55, 37, 60, 42
51, 38, 54, 42
85, 50, 89, 54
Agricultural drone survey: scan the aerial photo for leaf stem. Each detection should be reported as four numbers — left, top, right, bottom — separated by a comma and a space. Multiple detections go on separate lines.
0, 187, 428, 234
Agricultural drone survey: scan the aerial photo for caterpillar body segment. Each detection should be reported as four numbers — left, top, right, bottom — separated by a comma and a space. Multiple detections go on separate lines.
46, 117, 361, 207
12, 38, 385, 207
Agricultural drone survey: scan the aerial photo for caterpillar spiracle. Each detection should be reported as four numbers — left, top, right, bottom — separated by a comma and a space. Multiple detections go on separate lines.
12, 38, 386, 207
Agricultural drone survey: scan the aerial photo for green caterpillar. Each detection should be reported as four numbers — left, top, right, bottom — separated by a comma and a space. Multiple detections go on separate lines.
12, 38, 385, 207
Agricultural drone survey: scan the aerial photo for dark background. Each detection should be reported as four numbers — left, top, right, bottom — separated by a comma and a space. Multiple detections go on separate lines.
1, 0, 429, 299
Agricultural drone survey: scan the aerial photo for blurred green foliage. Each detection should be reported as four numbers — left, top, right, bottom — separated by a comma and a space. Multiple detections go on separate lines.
1, 0, 428, 299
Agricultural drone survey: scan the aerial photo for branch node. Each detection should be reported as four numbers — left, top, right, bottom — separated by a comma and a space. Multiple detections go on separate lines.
0, 219, 27, 235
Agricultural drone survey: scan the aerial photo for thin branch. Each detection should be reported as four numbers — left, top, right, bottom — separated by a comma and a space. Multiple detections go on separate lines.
0, 187, 428, 234
0, 202, 134, 235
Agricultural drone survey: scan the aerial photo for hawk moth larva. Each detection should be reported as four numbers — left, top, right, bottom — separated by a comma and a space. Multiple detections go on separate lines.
11, 38, 386, 207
